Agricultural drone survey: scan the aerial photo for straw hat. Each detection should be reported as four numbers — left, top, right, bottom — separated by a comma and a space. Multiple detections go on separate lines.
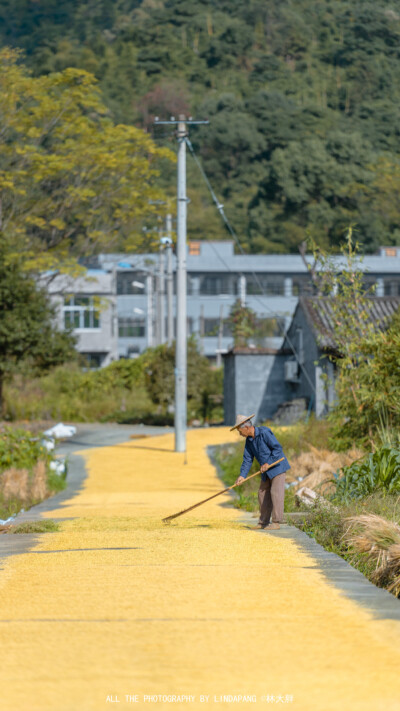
230, 413, 255, 432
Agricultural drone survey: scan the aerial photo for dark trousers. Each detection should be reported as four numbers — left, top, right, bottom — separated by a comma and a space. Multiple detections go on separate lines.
258, 472, 286, 525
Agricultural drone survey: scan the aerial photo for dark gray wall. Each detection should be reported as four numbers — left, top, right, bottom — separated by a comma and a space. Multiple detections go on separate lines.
282, 305, 338, 416
257, 354, 289, 421
223, 353, 288, 425
282, 306, 319, 410
223, 302, 339, 425
223, 353, 236, 425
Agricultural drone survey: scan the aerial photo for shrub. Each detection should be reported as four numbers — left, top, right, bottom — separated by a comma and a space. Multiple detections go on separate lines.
332, 447, 400, 503
0, 427, 51, 473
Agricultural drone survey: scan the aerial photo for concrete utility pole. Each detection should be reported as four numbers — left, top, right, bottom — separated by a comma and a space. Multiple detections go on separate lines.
146, 273, 154, 349
200, 304, 205, 355
158, 238, 166, 345
216, 304, 224, 367
166, 213, 174, 346
175, 116, 188, 452
154, 115, 209, 453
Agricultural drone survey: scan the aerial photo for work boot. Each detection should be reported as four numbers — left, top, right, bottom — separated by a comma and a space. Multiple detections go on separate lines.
265, 522, 280, 530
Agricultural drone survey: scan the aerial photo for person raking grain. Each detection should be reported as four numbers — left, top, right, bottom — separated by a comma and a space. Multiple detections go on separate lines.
232, 414, 291, 530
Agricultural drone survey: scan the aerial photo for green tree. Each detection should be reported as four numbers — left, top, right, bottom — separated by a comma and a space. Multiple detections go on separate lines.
142, 336, 223, 422
0, 247, 77, 412
0, 48, 174, 273
226, 299, 257, 348
329, 310, 400, 449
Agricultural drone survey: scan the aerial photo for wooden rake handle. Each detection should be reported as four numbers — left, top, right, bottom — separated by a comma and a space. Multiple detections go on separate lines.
162, 457, 285, 523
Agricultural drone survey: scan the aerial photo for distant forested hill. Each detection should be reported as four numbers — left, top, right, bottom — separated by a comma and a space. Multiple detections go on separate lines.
1, 0, 400, 253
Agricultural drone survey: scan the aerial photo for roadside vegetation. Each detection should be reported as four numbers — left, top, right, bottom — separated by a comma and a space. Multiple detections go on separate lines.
0, 427, 67, 522
3, 337, 223, 426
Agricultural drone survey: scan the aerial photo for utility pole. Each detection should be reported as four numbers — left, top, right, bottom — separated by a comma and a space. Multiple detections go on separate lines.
158, 234, 166, 345
166, 213, 174, 346
146, 273, 153, 348
175, 116, 187, 452
200, 304, 205, 355
154, 115, 209, 453
216, 304, 224, 367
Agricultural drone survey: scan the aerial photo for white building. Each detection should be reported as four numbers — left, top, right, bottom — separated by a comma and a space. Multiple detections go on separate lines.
45, 269, 118, 368
42, 241, 400, 366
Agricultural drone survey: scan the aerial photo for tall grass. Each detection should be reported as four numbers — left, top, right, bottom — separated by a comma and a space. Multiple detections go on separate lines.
4, 366, 153, 422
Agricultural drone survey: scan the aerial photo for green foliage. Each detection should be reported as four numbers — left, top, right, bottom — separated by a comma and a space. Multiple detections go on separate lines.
328, 309, 400, 448
309, 228, 377, 358
1, 2, 400, 252
305, 230, 400, 448
4, 340, 223, 423
142, 336, 223, 422
226, 300, 257, 348
0, 427, 67, 520
0, 47, 174, 272
0, 245, 77, 407
332, 448, 400, 503
4, 363, 151, 423
0, 427, 51, 474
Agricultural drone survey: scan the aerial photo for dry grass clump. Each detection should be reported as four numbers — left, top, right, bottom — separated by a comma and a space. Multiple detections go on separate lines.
1, 467, 29, 501
286, 445, 363, 495
0, 459, 50, 508
341, 512, 400, 596
11, 519, 60, 534
30, 460, 48, 501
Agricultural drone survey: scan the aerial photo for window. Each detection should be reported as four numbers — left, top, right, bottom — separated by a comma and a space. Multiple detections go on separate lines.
199, 273, 237, 296
244, 274, 285, 296
253, 317, 285, 341
384, 278, 400, 296
385, 248, 397, 257
204, 319, 232, 337
118, 318, 145, 338
189, 241, 201, 256
172, 317, 194, 334
82, 352, 106, 369
117, 271, 148, 295
292, 275, 313, 296
64, 295, 100, 329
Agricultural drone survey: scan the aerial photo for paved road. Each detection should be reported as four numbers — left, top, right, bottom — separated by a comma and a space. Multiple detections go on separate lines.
1, 425, 400, 711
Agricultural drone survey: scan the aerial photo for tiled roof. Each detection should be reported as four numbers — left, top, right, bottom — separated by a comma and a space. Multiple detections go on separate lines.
300, 296, 400, 350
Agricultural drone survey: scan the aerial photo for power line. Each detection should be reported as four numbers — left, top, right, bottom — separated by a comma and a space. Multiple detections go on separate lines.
185, 136, 316, 395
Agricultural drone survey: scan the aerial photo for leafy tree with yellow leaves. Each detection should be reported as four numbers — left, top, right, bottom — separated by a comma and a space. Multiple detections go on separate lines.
0, 48, 174, 273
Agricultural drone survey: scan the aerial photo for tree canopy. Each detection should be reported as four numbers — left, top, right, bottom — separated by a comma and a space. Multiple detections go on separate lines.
0, 1, 399, 253
0, 244, 77, 409
0, 47, 174, 272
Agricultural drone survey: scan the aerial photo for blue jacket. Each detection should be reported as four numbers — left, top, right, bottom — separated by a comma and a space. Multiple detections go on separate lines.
240, 426, 291, 481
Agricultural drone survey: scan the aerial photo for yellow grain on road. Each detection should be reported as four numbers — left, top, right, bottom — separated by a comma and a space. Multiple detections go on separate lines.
1, 428, 400, 711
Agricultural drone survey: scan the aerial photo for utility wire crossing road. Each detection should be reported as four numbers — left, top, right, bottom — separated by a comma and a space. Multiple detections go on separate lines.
0, 428, 400, 710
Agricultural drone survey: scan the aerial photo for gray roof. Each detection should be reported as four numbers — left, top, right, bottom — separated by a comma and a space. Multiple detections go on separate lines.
98, 242, 400, 275
299, 296, 400, 351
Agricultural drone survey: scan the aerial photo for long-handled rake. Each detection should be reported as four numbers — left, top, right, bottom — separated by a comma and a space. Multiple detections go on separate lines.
162, 457, 285, 523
